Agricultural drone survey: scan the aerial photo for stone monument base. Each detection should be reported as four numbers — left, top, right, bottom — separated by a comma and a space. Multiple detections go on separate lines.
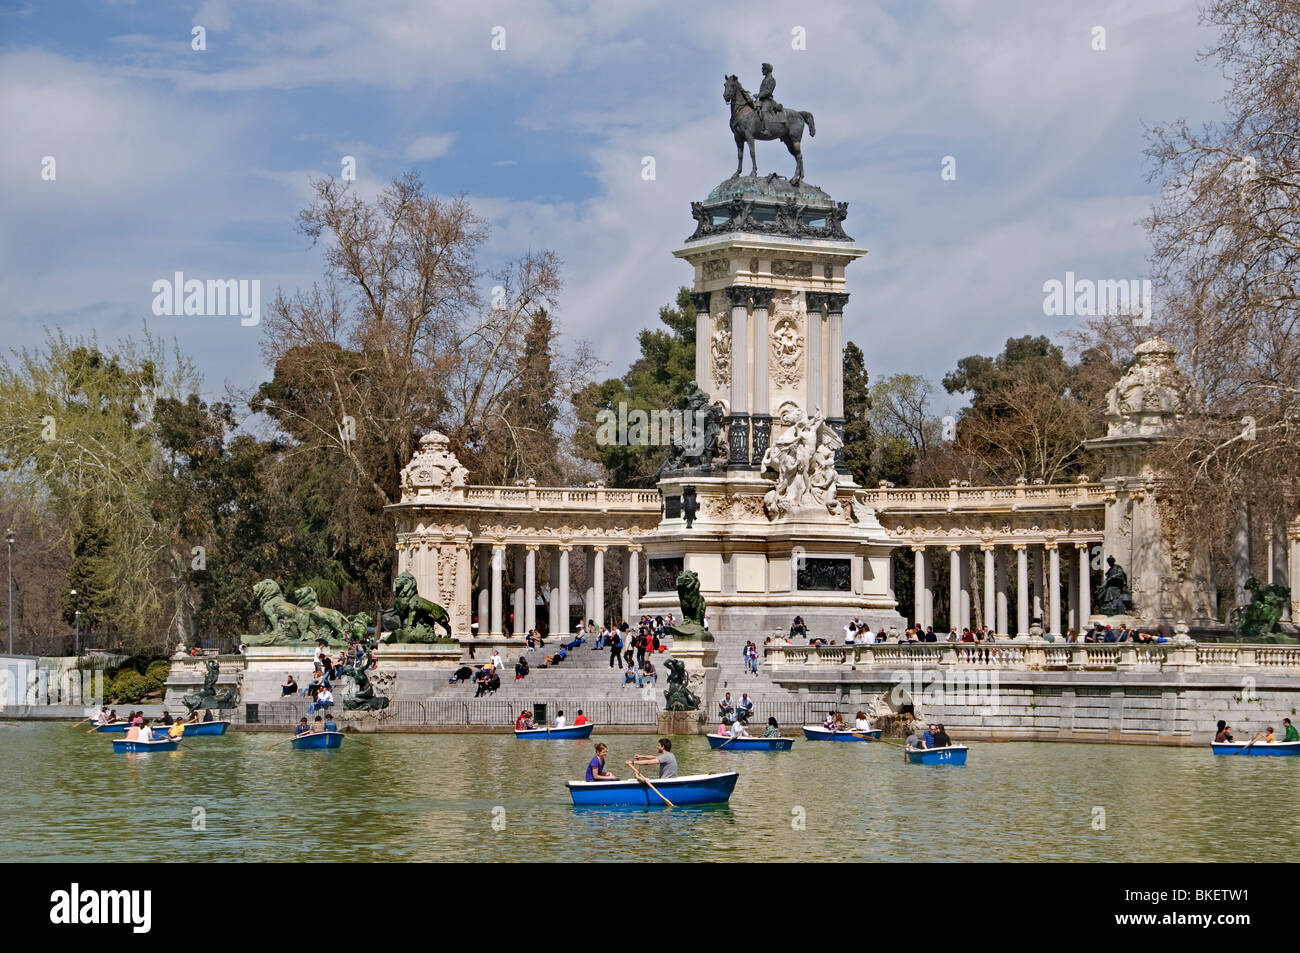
657, 709, 709, 735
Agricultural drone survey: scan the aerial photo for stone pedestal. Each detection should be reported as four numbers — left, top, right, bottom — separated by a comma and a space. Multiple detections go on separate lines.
657, 709, 709, 735
239, 642, 462, 703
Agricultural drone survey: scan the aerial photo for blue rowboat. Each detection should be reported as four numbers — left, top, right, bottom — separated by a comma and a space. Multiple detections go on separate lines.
291, 730, 343, 750
112, 737, 180, 753
177, 720, 229, 736
515, 723, 595, 740
905, 745, 968, 765
1211, 740, 1300, 757
706, 733, 793, 751
93, 723, 130, 733
802, 725, 880, 742
566, 771, 738, 807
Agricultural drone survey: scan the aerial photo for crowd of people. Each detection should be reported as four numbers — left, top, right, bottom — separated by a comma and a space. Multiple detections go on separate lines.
295, 714, 338, 734
764, 615, 1179, 648
93, 706, 217, 741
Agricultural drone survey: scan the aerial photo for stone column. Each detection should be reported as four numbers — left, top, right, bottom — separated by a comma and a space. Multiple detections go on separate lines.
1233, 501, 1251, 608
959, 549, 971, 631
995, 548, 1009, 635
825, 292, 849, 472
490, 543, 505, 637
1067, 546, 1079, 631
982, 545, 995, 632
511, 548, 525, 636
1015, 544, 1029, 637
548, 548, 561, 636
691, 291, 711, 393
477, 546, 491, 637
524, 544, 538, 633
1047, 543, 1061, 637
912, 546, 927, 630
924, 551, 935, 629
948, 546, 961, 635
749, 287, 775, 467
1289, 522, 1300, 622
557, 545, 571, 636
628, 545, 641, 619
1030, 547, 1043, 623
593, 545, 607, 629
1077, 543, 1091, 623
805, 292, 825, 417
725, 285, 751, 467
583, 546, 596, 628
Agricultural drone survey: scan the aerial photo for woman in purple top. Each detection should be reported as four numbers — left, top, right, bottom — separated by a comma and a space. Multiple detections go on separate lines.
585, 742, 618, 782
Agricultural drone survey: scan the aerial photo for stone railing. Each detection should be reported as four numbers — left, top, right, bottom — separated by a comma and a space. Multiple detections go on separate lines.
763, 640, 1300, 673
855, 480, 1106, 512
461, 485, 661, 511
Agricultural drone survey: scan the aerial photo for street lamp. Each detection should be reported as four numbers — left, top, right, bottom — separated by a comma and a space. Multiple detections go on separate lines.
5, 528, 13, 655
70, 589, 79, 657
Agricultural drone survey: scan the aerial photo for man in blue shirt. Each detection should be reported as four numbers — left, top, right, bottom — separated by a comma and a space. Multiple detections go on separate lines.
922, 724, 937, 748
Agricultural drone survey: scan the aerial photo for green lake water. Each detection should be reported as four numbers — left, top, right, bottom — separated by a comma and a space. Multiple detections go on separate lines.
2, 722, 1295, 862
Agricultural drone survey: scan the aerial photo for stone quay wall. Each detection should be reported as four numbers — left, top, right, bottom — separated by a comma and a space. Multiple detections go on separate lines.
764, 640, 1300, 745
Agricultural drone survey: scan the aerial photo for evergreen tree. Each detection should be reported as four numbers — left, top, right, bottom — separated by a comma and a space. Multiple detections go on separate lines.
842, 341, 874, 485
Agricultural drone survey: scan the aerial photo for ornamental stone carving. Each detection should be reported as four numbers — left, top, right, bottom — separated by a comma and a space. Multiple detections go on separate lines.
399, 431, 469, 503
1103, 338, 1192, 438
710, 316, 732, 390
770, 314, 804, 387
760, 401, 843, 520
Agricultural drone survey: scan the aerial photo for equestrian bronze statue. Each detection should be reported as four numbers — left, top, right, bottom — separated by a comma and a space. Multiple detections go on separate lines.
723, 66, 816, 185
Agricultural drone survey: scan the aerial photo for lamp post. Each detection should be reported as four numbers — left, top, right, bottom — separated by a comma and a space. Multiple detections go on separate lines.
70, 589, 80, 657
5, 528, 13, 655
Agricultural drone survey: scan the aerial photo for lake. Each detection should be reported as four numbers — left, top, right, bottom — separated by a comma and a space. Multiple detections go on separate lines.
3, 722, 1294, 862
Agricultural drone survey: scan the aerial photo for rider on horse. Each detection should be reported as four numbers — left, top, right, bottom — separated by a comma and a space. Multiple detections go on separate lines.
757, 63, 784, 133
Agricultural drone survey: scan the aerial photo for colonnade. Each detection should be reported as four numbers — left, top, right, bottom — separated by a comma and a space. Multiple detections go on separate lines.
909, 541, 1098, 637
473, 542, 643, 637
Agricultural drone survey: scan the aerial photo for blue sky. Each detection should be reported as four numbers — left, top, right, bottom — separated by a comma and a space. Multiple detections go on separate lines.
2, 0, 1225, 415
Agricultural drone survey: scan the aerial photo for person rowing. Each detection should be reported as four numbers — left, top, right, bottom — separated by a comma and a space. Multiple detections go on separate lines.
628, 738, 678, 779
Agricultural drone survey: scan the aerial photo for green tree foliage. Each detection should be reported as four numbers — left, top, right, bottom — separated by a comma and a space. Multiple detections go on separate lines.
842, 341, 874, 486
573, 288, 697, 487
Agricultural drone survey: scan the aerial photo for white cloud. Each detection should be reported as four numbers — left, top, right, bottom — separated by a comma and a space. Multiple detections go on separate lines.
404, 133, 455, 161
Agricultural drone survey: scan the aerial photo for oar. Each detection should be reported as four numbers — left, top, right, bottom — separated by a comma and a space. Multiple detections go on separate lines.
70, 716, 96, 729
264, 735, 301, 750
1225, 733, 1263, 756
627, 761, 675, 807
853, 731, 905, 746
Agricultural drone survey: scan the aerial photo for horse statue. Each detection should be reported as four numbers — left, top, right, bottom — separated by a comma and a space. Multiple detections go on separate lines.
723, 73, 816, 186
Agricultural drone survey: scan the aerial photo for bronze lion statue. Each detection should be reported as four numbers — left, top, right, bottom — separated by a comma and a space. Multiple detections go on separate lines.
386, 571, 453, 642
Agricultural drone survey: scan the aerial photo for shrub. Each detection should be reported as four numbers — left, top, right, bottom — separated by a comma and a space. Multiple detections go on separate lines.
109, 670, 148, 704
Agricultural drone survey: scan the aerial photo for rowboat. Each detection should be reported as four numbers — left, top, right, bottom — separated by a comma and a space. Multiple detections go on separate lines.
802, 725, 880, 742
515, 723, 595, 740
904, 745, 968, 765
706, 733, 793, 751
291, 730, 344, 750
1211, 740, 1300, 757
93, 723, 130, 733
174, 720, 230, 736
566, 771, 738, 807
112, 737, 181, 753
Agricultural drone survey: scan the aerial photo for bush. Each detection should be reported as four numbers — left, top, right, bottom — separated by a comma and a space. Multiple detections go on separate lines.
109, 670, 148, 704
144, 660, 171, 694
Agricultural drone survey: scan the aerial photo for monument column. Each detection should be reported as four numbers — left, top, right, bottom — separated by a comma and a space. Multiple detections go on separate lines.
1047, 543, 1061, 637
725, 285, 751, 467
524, 544, 538, 633
995, 548, 1009, 635
825, 292, 849, 472
912, 546, 927, 630
628, 545, 641, 619
477, 546, 491, 637
593, 545, 607, 628
805, 292, 825, 418
1015, 544, 1029, 636
1068, 545, 1079, 631
947, 546, 961, 634
1029, 547, 1043, 623
548, 548, 561, 635
511, 548, 525, 636
583, 546, 596, 627
982, 545, 995, 632
690, 291, 712, 392
557, 545, 571, 636
490, 543, 505, 637
1076, 543, 1092, 623
749, 287, 775, 467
